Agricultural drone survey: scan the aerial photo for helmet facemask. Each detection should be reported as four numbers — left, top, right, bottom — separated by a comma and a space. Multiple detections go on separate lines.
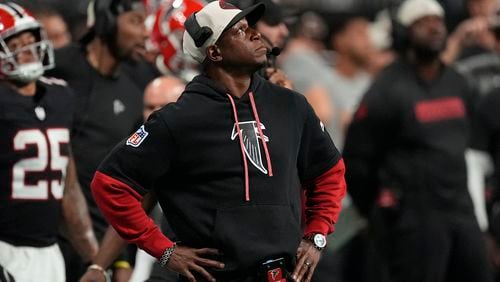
150, 0, 204, 81
0, 22, 54, 83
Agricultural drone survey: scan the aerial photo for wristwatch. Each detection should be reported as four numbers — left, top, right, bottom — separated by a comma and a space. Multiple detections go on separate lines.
306, 233, 327, 251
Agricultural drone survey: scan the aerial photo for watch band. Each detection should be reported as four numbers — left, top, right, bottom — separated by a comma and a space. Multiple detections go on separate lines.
159, 243, 177, 267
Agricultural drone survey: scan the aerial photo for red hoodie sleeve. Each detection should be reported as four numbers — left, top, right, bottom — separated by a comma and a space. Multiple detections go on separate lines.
303, 158, 347, 236
91, 171, 174, 259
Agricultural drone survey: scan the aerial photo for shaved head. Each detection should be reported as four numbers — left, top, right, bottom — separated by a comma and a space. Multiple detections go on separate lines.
143, 76, 186, 120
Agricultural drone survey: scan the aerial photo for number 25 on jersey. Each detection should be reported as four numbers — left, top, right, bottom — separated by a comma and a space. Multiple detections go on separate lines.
12, 128, 69, 200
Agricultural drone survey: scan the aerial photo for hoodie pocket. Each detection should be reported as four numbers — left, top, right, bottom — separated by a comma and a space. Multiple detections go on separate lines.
211, 204, 301, 272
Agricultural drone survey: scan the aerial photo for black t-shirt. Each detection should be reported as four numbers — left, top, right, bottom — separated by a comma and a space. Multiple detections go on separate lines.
0, 78, 74, 247
98, 74, 340, 274
121, 58, 161, 91
46, 44, 143, 237
344, 58, 477, 216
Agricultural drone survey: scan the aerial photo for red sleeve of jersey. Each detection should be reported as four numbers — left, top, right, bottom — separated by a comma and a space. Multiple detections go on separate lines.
91, 171, 174, 259
303, 158, 347, 237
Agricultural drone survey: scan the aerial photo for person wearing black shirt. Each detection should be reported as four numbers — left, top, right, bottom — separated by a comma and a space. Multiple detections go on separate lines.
90, 2, 346, 282
472, 88, 500, 278
343, 0, 493, 281
46, 0, 148, 280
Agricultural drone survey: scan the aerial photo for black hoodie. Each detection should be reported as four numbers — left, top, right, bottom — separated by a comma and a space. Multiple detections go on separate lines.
97, 73, 341, 277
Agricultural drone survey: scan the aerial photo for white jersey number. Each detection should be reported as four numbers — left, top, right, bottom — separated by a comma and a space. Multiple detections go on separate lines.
12, 129, 69, 200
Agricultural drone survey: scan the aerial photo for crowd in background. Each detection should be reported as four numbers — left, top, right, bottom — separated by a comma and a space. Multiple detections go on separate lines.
3, 0, 500, 281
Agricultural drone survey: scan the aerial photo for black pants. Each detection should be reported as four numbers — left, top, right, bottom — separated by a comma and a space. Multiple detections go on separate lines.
58, 236, 86, 282
374, 208, 493, 282
313, 232, 371, 282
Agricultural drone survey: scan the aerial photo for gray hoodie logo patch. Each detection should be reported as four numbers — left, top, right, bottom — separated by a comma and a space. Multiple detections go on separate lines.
231, 121, 269, 174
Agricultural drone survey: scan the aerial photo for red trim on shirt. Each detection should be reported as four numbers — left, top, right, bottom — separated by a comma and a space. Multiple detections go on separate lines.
91, 171, 174, 259
303, 158, 347, 237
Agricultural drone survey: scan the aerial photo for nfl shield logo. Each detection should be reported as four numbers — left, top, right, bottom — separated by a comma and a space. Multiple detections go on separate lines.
126, 125, 149, 147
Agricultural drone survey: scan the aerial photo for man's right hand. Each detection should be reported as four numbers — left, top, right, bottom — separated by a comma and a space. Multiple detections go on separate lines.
166, 246, 225, 282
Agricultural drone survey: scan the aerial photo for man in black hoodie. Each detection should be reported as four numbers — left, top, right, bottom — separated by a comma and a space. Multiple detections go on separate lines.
90, 1, 346, 282
343, 0, 492, 281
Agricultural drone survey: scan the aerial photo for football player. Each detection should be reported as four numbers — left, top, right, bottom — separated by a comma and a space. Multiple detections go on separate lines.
0, 3, 98, 281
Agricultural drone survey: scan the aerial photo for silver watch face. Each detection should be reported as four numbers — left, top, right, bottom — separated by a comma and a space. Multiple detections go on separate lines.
313, 234, 327, 248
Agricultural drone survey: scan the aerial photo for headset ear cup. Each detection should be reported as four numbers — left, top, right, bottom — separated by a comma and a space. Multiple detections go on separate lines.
93, 0, 116, 40
103, 9, 117, 41
391, 19, 409, 53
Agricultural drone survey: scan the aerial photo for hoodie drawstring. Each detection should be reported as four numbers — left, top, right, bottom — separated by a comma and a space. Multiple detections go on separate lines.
226, 92, 274, 202
227, 94, 250, 201
249, 92, 273, 176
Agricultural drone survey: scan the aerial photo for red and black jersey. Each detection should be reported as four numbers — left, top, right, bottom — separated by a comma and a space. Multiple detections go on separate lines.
0, 78, 74, 247
93, 73, 345, 275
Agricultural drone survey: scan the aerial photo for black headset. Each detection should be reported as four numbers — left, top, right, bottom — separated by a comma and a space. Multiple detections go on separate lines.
391, 19, 409, 53
93, 0, 117, 40
91, 0, 134, 42
184, 13, 213, 47
389, 4, 411, 55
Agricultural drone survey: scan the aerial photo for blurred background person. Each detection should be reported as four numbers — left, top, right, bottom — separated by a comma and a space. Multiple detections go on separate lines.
472, 85, 500, 281
142, 76, 185, 119
344, 0, 493, 281
448, 0, 500, 245
46, 0, 149, 281
281, 11, 334, 124
443, 0, 499, 66
448, 0, 500, 98
33, 7, 72, 49
322, 13, 375, 147
284, 12, 374, 149
254, 0, 290, 49
283, 10, 382, 282
0, 2, 97, 281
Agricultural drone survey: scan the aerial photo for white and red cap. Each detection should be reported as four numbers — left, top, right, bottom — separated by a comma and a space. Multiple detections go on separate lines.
397, 0, 444, 27
182, 0, 265, 63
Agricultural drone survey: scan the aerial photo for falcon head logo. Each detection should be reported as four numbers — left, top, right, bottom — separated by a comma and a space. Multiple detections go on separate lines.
231, 121, 269, 174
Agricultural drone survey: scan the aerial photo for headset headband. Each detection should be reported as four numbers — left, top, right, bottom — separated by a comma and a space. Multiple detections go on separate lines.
185, 13, 213, 47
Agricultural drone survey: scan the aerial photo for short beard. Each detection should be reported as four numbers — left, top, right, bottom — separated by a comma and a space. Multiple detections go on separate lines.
410, 42, 445, 64
105, 33, 130, 61
8, 78, 32, 88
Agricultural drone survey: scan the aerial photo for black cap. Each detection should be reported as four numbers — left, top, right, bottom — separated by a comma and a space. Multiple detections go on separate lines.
227, 0, 284, 26
225, 2, 266, 31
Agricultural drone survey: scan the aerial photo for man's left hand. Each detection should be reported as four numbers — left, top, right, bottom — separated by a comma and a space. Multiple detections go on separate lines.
291, 239, 321, 282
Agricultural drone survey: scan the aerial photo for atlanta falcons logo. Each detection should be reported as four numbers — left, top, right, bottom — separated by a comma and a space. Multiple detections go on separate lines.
231, 121, 269, 174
